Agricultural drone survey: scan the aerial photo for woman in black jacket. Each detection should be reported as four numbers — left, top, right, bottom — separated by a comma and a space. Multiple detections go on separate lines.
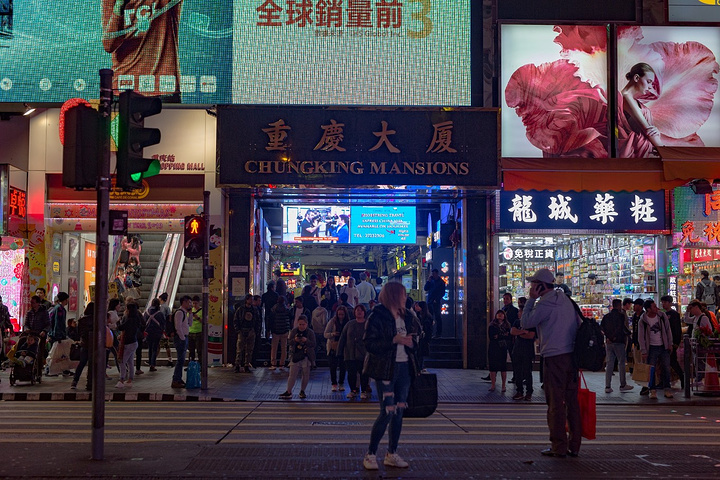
116, 302, 142, 389
143, 298, 166, 372
362, 281, 421, 471
71, 303, 94, 390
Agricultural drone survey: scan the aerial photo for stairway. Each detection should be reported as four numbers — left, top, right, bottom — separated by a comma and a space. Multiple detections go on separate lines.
424, 338, 463, 369
136, 233, 167, 305
174, 257, 203, 307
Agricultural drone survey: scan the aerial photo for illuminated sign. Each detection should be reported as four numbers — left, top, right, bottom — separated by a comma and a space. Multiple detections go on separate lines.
9, 187, 26, 218
501, 246, 555, 261
673, 187, 720, 247
0, 1, 471, 106
499, 190, 666, 231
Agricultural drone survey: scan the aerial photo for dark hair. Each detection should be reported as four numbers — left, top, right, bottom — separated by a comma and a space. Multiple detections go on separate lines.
700, 270, 710, 278
83, 302, 95, 316
339, 214, 349, 224
159, 292, 169, 302
625, 62, 654, 81
35, 287, 46, 295
297, 315, 308, 323
502, 292, 512, 299
633, 298, 645, 306
375, 277, 383, 286
431, 268, 439, 274
125, 302, 140, 317
416, 301, 430, 318
612, 299, 622, 309
339, 292, 348, 302
354, 304, 367, 317
179, 295, 192, 304
295, 296, 304, 304
643, 299, 655, 311
518, 297, 527, 308
151, 298, 160, 308
405, 296, 414, 309
660, 295, 674, 303
320, 299, 330, 309
302, 285, 312, 296
108, 298, 121, 311
310, 274, 318, 281
622, 298, 633, 306
192, 295, 200, 302
276, 296, 286, 305
31, 295, 41, 304
335, 305, 349, 320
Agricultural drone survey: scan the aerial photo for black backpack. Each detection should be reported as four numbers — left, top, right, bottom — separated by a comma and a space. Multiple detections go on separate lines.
165, 309, 180, 337
570, 299, 606, 371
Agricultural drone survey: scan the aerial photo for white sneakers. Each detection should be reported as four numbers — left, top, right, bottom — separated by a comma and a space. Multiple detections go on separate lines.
363, 454, 378, 470
363, 452, 409, 470
384, 452, 409, 468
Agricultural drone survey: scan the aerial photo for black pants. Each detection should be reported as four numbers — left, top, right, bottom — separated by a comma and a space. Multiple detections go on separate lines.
328, 352, 346, 386
345, 359, 370, 393
430, 301, 442, 337
135, 338, 144, 371
512, 348, 534, 395
670, 348, 684, 387
188, 332, 202, 362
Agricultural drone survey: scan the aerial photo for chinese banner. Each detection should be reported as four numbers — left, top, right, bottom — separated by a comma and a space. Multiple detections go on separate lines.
217, 106, 499, 188
499, 190, 666, 231
673, 186, 720, 247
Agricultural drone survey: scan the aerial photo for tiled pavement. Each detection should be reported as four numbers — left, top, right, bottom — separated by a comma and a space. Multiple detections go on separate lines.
1, 362, 718, 405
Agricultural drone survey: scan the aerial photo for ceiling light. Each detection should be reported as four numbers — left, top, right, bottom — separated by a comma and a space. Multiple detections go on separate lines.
23, 104, 36, 116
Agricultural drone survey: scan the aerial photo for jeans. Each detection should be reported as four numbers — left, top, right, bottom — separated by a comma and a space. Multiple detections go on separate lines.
346, 359, 371, 393
544, 353, 581, 454
647, 345, 672, 390
147, 336, 161, 367
286, 357, 311, 392
173, 336, 188, 382
328, 351, 346, 386
368, 362, 411, 455
270, 333, 288, 367
119, 341, 138, 382
72, 346, 89, 386
605, 342, 628, 388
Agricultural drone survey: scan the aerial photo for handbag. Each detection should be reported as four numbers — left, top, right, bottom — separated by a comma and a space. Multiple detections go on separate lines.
577, 371, 596, 440
404, 372, 438, 418
69, 342, 82, 361
632, 362, 652, 383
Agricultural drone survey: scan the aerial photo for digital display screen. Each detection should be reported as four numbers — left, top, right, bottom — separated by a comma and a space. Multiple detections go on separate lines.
349, 206, 416, 244
282, 205, 351, 244
616, 26, 720, 157
0, 1, 471, 106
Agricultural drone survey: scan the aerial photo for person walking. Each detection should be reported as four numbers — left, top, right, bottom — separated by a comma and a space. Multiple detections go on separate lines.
171, 295, 193, 389
488, 310, 511, 393
116, 302, 142, 389
357, 273, 376, 310
71, 302, 94, 390
601, 299, 634, 393
143, 298, 166, 372
340, 277, 360, 308
362, 281, 421, 471
325, 305, 350, 392
338, 304, 371, 400
522, 268, 581, 458
278, 316, 316, 399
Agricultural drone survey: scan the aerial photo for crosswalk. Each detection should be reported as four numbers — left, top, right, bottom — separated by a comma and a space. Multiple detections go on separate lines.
0, 402, 718, 446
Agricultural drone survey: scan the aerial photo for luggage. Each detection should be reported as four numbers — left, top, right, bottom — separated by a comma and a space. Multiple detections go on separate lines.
185, 360, 201, 389
404, 372, 438, 418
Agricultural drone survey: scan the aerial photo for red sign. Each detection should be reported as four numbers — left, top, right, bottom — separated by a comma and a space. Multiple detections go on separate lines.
8, 186, 26, 219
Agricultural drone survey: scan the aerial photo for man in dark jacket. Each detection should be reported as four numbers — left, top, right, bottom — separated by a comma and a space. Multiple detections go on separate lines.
601, 299, 633, 393
261, 281, 279, 339
424, 269, 446, 338
233, 295, 261, 373
661, 295, 684, 388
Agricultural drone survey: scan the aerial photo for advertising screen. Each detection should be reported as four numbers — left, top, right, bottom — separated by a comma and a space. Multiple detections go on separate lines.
501, 24, 609, 158
282, 205, 351, 244
350, 206, 416, 244
0, 1, 471, 106
669, 1, 720, 23
616, 26, 720, 158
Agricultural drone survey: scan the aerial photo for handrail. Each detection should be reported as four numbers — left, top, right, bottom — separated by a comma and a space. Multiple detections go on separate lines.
145, 234, 184, 310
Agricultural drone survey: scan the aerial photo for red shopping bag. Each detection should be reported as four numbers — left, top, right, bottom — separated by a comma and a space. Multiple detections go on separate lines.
578, 371, 596, 440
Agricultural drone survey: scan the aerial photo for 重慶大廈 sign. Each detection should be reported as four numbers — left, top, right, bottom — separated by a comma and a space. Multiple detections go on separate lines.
217, 106, 499, 188
499, 190, 666, 231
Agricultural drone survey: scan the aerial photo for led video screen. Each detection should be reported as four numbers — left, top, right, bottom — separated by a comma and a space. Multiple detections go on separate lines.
616, 26, 720, 157
282, 205, 352, 244
0, 1, 471, 106
349, 206, 416, 244
501, 24, 609, 158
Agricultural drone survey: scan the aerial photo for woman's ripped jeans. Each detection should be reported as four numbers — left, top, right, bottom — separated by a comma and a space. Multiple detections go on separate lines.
368, 361, 411, 455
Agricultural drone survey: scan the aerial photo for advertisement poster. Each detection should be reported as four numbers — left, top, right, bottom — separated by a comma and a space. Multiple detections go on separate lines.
67, 277, 78, 312
233, 1, 471, 105
501, 24, 609, 158
83, 242, 96, 306
616, 26, 720, 158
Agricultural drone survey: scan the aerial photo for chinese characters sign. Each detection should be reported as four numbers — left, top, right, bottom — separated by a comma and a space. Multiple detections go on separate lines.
499, 190, 666, 231
673, 186, 720, 247
217, 106, 499, 188
8, 187, 26, 219
501, 246, 555, 262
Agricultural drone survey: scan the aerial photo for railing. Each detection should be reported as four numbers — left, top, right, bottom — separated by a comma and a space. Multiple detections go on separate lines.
145, 234, 184, 310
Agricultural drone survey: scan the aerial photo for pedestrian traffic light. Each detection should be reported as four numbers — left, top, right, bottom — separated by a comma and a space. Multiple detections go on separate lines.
116, 91, 162, 190
184, 215, 206, 259
62, 104, 99, 189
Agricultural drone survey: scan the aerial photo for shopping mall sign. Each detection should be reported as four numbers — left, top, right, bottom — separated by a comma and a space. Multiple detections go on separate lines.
499, 190, 666, 231
672, 186, 720, 247
216, 106, 499, 188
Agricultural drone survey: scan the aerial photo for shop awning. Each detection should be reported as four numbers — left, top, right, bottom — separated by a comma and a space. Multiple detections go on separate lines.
657, 146, 720, 181
501, 157, 685, 191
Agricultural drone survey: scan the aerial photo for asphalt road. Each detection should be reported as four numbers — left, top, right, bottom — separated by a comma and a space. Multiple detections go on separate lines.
1, 401, 719, 479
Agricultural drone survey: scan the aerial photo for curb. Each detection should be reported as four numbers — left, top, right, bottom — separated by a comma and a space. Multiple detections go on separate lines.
0, 392, 239, 402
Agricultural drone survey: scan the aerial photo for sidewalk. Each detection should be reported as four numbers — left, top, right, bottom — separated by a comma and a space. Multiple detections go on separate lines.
0, 362, 718, 405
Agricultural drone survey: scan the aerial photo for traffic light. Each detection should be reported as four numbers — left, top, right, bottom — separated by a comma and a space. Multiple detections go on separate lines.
184, 215, 206, 259
117, 91, 162, 190
62, 104, 99, 189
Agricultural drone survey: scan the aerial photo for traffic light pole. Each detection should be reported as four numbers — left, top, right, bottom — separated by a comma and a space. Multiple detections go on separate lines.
92, 68, 113, 460
201, 191, 210, 390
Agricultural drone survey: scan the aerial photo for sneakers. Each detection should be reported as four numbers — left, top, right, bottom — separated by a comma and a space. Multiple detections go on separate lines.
620, 385, 634, 392
605, 387, 613, 393
70, 383, 77, 390
384, 452, 409, 468
171, 380, 185, 389
234, 365, 241, 373
664, 389, 674, 399
331, 384, 338, 392
363, 454, 378, 470
360, 392, 370, 400
649, 390, 657, 399
524, 394, 532, 401
512, 393, 525, 400
268, 365, 276, 371
640, 387, 650, 396
115, 381, 125, 389
149, 366, 157, 372
135, 370, 144, 375
339, 385, 346, 391
299, 390, 307, 399
347, 391, 358, 399
279, 391, 292, 399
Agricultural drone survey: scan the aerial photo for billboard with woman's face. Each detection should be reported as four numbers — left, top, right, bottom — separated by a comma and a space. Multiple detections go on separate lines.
501, 24, 609, 158
616, 26, 720, 158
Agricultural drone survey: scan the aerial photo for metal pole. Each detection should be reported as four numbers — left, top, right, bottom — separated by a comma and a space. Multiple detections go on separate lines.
92, 68, 113, 460
201, 191, 210, 390
683, 334, 691, 399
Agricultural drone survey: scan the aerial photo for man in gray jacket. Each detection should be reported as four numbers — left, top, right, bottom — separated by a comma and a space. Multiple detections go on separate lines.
522, 268, 581, 458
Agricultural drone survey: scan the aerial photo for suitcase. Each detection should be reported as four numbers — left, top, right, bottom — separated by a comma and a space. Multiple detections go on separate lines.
404, 372, 438, 418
